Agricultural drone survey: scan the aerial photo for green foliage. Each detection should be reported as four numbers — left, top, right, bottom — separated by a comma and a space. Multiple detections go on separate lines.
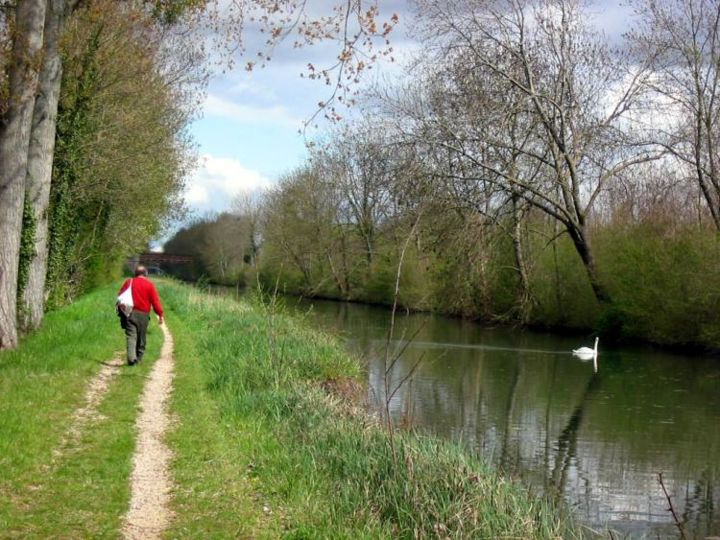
596, 223, 720, 346
527, 226, 600, 330
427, 252, 480, 317
45, 172, 75, 310
148, 0, 207, 25
17, 197, 37, 309
45, 1, 197, 309
486, 232, 527, 316
258, 264, 307, 296
45, 18, 102, 309
364, 252, 396, 304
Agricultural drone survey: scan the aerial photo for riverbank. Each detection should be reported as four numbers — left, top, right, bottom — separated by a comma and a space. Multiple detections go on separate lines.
172, 206, 720, 352
0, 280, 583, 537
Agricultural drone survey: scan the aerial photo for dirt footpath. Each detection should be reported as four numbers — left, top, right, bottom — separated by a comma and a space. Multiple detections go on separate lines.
122, 322, 176, 539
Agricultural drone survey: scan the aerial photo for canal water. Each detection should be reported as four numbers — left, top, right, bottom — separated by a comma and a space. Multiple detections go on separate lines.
288, 296, 720, 539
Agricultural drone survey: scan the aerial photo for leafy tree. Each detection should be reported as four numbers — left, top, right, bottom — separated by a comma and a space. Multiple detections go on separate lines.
260, 167, 342, 294
44, 0, 197, 307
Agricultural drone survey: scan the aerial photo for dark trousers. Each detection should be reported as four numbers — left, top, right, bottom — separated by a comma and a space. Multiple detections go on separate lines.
125, 310, 150, 364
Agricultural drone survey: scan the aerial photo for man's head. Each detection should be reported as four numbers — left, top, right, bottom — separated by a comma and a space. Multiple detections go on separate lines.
134, 265, 149, 277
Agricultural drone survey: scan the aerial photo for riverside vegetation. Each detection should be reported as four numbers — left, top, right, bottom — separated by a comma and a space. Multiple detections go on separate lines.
0, 280, 583, 538
164, 0, 720, 352
166, 189, 720, 350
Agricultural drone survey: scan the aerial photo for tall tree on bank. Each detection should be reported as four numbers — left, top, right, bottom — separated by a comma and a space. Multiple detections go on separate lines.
412, 0, 658, 305
313, 121, 398, 267
21, 0, 81, 331
0, 0, 46, 349
44, 0, 201, 308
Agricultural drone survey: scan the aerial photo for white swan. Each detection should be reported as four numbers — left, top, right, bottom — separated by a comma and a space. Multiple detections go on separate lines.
572, 337, 599, 372
572, 336, 599, 360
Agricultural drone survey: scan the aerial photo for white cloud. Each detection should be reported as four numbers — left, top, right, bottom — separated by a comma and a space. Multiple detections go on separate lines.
184, 154, 274, 214
224, 77, 280, 101
204, 93, 304, 129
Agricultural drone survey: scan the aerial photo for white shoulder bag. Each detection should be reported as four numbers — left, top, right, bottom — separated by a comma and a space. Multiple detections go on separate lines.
116, 279, 134, 316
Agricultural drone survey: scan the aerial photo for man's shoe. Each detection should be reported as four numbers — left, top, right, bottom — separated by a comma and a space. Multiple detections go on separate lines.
136, 355, 143, 364
128, 359, 137, 366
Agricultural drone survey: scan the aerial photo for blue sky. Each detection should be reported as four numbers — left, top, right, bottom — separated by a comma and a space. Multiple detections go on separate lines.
183, 70, 316, 215
182, 0, 632, 217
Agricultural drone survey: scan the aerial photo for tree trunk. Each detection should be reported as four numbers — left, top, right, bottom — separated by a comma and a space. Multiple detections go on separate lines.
511, 196, 533, 322
567, 224, 611, 306
21, 0, 69, 331
325, 251, 347, 298
0, 0, 47, 349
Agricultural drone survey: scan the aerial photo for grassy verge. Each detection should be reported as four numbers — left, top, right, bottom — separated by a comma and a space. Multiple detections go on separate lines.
162, 281, 581, 538
0, 284, 161, 537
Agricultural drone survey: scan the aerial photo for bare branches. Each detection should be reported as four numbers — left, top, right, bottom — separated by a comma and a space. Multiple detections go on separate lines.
208, 0, 401, 127
657, 472, 688, 540
397, 0, 666, 304
629, 0, 720, 229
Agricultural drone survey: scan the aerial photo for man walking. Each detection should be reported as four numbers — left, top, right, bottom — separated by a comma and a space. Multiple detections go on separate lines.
118, 265, 164, 366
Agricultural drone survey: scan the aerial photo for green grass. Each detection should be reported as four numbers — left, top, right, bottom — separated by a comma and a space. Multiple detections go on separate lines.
162, 281, 582, 538
165, 289, 273, 538
0, 283, 162, 538
0, 280, 582, 538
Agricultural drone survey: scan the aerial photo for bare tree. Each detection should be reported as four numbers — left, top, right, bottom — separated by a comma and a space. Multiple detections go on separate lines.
199, 214, 247, 282
630, 0, 720, 230
411, 0, 659, 305
313, 122, 398, 266
261, 167, 341, 294
232, 193, 265, 267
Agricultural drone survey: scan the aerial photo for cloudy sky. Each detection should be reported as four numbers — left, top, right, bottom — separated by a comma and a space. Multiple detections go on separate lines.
183, 0, 413, 218
182, 0, 632, 218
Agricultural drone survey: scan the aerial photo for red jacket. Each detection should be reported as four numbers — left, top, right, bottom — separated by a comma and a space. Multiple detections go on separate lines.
119, 277, 163, 316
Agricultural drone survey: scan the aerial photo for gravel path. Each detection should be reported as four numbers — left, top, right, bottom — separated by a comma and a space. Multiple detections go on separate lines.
121, 322, 175, 539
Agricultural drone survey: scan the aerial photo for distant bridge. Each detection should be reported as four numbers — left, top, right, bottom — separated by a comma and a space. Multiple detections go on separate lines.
126, 253, 194, 273
134, 253, 193, 264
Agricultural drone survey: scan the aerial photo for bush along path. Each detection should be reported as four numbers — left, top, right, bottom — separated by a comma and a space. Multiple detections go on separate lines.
122, 322, 176, 539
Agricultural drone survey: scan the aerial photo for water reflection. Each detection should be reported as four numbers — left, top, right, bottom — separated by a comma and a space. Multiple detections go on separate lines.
292, 298, 720, 539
